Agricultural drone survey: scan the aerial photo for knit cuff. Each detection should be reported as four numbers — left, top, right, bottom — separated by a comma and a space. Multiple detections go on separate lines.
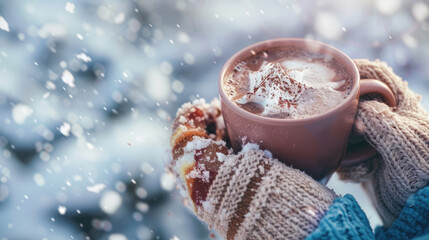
374, 186, 429, 240
306, 194, 374, 240
200, 148, 336, 240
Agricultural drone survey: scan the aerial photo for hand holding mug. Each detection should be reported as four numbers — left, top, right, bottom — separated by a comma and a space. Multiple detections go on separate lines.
170, 99, 336, 239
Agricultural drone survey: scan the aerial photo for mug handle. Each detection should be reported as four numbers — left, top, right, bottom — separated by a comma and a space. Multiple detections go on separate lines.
340, 79, 396, 167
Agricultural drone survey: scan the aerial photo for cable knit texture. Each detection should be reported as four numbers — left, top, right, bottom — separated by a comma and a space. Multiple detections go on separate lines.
337, 59, 429, 227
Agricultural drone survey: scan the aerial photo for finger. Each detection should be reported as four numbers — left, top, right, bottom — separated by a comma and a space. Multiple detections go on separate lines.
171, 100, 231, 210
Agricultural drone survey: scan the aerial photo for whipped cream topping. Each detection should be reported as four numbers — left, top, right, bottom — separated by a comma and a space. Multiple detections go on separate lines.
235, 59, 345, 116
282, 59, 344, 89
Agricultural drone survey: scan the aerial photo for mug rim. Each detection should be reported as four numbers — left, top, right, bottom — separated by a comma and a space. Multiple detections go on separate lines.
218, 38, 360, 124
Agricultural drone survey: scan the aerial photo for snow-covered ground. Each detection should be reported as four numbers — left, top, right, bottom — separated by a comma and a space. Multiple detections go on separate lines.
0, 0, 428, 239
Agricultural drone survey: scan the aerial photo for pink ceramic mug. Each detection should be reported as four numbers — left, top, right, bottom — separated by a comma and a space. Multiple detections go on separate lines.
219, 38, 396, 182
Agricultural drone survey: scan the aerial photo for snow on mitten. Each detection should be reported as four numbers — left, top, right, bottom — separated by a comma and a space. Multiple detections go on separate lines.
170, 99, 336, 239
337, 59, 429, 226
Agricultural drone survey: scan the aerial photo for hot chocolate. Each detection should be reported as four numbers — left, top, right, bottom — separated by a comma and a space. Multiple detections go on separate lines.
224, 46, 353, 119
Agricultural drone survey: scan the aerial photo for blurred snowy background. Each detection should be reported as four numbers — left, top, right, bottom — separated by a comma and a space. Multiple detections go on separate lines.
0, 0, 428, 239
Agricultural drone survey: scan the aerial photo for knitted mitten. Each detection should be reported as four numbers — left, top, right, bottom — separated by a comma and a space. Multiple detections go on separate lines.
170, 99, 336, 240
337, 59, 429, 227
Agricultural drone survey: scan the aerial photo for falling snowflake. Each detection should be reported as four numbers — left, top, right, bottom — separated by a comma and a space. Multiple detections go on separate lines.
86, 142, 95, 150
76, 53, 92, 62
65, 2, 75, 14
58, 205, 67, 215
183, 53, 194, 65
114, 12, 125, 24
61, 70, 75, 87
11, 104, 33, 124
0, 16, 10, 32
136, 202, 149, 213
33, 173, 45, 186
100, 190, 122, 214
86, 183, 106, 194
160, 173, 176, 191
59, 122, 71, 136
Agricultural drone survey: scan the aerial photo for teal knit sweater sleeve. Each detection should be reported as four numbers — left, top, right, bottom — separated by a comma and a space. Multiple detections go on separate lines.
306, 194, 374, 240
306, 187, 429, 240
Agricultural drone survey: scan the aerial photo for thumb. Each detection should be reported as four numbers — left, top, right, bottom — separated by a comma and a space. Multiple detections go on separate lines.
170, 99, 231, 210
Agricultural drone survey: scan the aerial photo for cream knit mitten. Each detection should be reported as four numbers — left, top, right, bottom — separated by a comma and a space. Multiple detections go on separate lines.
170, 100, 336, 240
337, 59, 429, 227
